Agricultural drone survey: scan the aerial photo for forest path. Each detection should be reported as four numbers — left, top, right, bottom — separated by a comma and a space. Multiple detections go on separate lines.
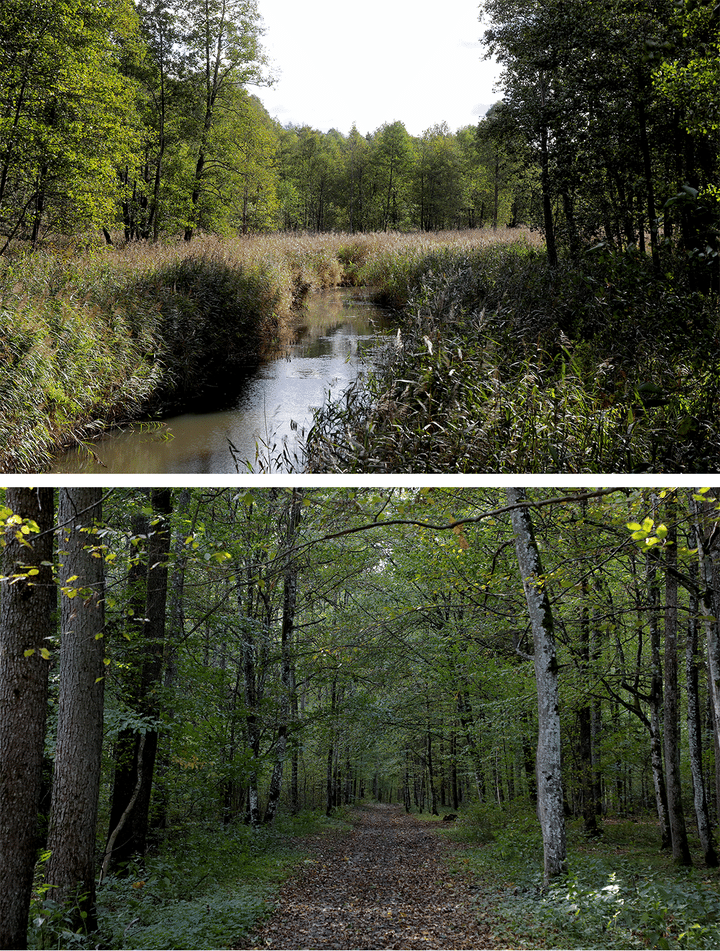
246, 803, 496, 949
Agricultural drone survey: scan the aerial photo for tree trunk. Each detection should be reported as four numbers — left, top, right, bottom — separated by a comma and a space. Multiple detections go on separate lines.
326, 678, 337, 816
0, 488, 55, 949
130, 488, 172, 850
647, 528, 672, 850
692, 495, 720, 828
46, 488, 105, 933
106, 490, 172, 867
686, 562, 718, 866
106, 513, 149, 871
663, 497, 692, 865
264, 489, 302, 825
578, 552, 599, 836
507, 487, 566, 884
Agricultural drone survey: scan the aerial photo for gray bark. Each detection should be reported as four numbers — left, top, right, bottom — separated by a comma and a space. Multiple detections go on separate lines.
46, 488, 105, 933
663, 501, 691, 865
507, 487, 566, 883
0, 488, 55, 949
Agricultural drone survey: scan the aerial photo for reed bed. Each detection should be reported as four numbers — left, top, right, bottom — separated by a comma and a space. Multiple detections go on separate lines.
306, 243, 720, 474
0, 228, 534, 473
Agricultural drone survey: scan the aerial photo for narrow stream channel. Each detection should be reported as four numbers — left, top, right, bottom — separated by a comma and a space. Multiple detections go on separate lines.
47, 287, 390, 474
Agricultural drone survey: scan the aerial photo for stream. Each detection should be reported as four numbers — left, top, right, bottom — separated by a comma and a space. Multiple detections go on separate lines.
47, 287, 390, 474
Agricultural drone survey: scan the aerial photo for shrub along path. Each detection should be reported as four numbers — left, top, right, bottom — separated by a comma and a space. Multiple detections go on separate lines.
245, 803, 495, 950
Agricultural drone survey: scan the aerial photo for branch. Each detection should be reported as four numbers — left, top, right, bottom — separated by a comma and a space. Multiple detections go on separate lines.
99, 733, 146, 884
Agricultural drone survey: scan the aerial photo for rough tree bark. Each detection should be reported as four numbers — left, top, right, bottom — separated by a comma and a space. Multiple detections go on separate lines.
0, 488, 55, 949
46, 488, 105, 933
506, 487, 566, 884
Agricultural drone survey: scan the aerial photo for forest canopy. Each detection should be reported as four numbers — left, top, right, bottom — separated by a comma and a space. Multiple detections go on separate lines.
3, 0, 716, 269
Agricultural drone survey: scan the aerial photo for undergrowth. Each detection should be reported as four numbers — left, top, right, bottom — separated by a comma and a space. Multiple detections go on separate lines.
28, 810, 352, 950
306, 244, 720, 473
446, 802, 720, 949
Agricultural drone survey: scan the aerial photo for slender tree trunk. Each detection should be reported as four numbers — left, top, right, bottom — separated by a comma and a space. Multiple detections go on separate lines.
106, 514, 149, 871
686, 562, 718, 865
155, 489, 192, 829
638, 95, 660, 271
326, 678, 337, 816
0, 488, 55, 949
46, 488, 105, 933
647, 526, 672, 850
537, 76, 557, 268
264, 490, 302, 825
578, 551, 599, 836
663, 497, 692, 865
131, 488, 172, 848
692, 495, 720, 827
426, 699, 439, 816
507, 487, 566, 884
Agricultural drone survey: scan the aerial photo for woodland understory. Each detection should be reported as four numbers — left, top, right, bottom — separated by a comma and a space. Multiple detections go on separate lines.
4, 487, 720, 949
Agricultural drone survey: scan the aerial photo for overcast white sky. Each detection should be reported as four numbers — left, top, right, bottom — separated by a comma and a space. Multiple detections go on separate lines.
254, 0, 501, 136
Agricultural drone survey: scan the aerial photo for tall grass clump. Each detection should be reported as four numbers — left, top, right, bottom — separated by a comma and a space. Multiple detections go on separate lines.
0, 235, 340, 472
306, 244, 720, 473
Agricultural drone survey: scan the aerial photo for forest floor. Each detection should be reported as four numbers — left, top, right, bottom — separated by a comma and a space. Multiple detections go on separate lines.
244, 803, 496, 950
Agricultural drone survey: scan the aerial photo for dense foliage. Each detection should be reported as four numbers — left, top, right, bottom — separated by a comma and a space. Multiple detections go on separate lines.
307, 242, 720, 473
0, 0, 531, 247
4, 487, 720, 948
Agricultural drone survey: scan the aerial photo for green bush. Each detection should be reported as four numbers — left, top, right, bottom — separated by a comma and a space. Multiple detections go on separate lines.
307, 244, 720, 473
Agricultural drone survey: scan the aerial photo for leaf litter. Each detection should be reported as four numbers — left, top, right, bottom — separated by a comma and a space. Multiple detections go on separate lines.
244, 803, 496, 949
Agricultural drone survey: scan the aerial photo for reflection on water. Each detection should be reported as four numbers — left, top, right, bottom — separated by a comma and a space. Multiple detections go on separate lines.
48, 287, 389, 474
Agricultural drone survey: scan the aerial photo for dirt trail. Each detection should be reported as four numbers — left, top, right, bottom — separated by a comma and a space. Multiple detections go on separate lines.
247, 803, 495, 949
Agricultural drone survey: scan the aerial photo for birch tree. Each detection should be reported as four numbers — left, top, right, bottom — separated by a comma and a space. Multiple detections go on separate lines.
506, 486, 566, 884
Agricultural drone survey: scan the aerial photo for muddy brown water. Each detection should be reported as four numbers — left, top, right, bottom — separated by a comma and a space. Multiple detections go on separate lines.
47, 287, 390, 474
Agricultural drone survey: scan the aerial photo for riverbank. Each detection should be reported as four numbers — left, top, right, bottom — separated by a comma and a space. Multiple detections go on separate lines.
0, 230, 530, 473
307, 244, 720, 473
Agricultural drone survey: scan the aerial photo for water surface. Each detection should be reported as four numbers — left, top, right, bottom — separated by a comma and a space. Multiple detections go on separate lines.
48, 287, 389, 474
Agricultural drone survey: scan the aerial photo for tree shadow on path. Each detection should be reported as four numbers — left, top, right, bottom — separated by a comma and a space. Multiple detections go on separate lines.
244, 803, 496, 950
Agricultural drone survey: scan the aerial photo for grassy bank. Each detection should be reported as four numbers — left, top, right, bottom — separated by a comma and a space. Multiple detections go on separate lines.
445, 802, 720, 949
0, 229, 528, 473
307, 243, 720, 473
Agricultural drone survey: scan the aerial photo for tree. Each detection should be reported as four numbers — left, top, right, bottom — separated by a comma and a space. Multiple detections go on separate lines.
180, 0, 268, 239
106, 488, 172, 870
45, 488, 106, 933
413, 124, 464, 231
0, 489, 55, 949
0, 0, 141, 250
369, 121, 415, 231
506, 486, 566, 884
